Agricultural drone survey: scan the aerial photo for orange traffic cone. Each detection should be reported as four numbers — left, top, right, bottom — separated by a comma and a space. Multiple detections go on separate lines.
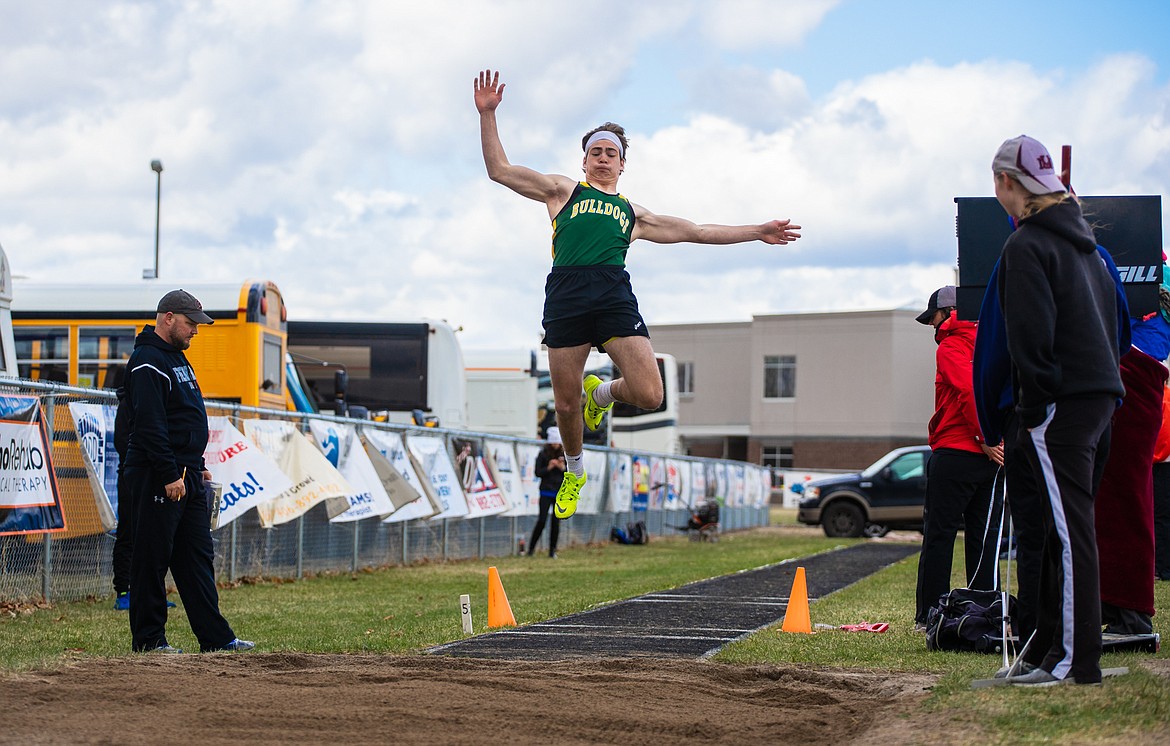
487, 566, 516, 628
781, 566, 812, 634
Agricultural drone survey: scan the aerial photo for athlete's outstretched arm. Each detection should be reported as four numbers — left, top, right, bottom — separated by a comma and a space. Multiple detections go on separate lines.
631, 205, 802, 245
474, 69, 571, 208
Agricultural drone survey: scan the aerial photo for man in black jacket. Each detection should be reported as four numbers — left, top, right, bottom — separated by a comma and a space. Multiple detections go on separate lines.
123, 289, 253, 654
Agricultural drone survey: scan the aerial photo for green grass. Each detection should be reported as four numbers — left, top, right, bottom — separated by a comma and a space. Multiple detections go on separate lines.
0, 527, 841, 668
717, 537, 1170, 745
3, 523, 1167, 744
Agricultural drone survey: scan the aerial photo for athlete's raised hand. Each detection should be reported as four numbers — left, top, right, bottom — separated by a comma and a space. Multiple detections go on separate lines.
759, 219, 802, 245
474, 69, 505, 113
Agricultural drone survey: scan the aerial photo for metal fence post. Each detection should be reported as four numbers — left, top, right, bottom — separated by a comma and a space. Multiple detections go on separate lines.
41, 394, 55, 602
351, 520, 359, 573
229, 518, 238, 582
402, 520, 408, 565
296, 515, 305, 580
442, 518, 449, 561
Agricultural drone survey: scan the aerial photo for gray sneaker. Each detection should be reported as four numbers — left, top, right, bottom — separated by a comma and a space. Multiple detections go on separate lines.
150, 644, 183, 654
994, 661, 1037, 679
1007, 668, 1065, 687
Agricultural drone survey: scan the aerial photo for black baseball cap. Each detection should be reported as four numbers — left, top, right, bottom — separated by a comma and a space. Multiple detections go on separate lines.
916, 286, 957, 325
157, 289, 214, 324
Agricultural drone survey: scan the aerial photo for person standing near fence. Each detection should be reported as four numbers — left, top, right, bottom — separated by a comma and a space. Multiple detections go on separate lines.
474, 68, 801, 521
990, 135, 1126, 686
122, 289, 254, 654
528, 427, 565, 558
913, 286, 1003, 629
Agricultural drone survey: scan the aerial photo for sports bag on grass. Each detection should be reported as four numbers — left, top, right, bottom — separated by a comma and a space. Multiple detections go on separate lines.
925, 587, 1017, 654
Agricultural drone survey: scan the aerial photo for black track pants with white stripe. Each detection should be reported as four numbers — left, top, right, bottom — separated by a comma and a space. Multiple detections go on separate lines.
1018, 395, 1113, 684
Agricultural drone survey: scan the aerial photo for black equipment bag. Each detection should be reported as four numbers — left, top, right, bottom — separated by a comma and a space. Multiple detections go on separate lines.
925, 587, 1017, 654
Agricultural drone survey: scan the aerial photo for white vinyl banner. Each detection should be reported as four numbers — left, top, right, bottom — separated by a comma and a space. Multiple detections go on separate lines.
485, 439, 527, 515
450, 437, 509, 519
0, 415, 56, 509
361, 436, 423, 510
576, 449, 608, 515
648, 457, 666, 510
689, 461, 707, 509
510, 442, 541, 516
405, 434, 469, 520
665, 459, 689, 511
307, 420, 396, 522
67, 402, 118, 531
731, 464, 747, 508
243, 420, 353, 527
607, 453, 632, 513
714, 463, 729, 503
362, 428, 436, 524
205, 417, 293, 528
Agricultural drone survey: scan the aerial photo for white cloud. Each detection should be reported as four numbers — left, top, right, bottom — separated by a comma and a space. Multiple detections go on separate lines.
698, 0, 841, 49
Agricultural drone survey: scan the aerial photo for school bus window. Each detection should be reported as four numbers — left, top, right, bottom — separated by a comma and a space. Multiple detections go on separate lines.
78, 327, 135, 390
262, 333, 283, 392
14, 326, 70, 383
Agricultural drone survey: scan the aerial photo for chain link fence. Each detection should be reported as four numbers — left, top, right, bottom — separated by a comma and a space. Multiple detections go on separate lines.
1, 379, 768, 604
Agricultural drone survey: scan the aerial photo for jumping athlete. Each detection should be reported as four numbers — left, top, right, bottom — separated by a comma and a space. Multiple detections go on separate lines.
474, 69, 801, 519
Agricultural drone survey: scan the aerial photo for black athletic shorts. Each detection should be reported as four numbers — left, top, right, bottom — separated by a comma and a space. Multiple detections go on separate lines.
542, 265, 650, 351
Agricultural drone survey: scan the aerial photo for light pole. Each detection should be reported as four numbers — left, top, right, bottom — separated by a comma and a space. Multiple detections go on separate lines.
144, 159, 163, 279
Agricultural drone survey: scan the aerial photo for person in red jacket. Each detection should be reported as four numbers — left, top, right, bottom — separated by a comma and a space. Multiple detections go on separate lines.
914, 286, 1005, 627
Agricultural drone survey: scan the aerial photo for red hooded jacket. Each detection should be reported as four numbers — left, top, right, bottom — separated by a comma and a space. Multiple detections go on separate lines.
928, 311, 983, 454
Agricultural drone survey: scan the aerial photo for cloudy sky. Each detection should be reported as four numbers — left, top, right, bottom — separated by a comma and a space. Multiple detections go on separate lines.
2, 0, 1168, 349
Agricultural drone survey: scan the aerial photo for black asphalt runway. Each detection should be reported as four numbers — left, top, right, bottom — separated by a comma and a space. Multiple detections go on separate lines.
428, 542, 919, 660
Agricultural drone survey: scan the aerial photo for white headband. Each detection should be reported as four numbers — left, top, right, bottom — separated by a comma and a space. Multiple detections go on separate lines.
585, 131, 624, 158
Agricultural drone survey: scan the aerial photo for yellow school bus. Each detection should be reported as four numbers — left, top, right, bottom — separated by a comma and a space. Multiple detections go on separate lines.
11, 280, 288, 409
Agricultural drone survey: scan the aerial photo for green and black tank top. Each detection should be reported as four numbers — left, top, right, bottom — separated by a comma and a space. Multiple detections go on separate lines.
550, 182, 636, 267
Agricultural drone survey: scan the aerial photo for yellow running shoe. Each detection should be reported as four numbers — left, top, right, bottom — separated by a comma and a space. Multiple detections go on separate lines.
554, 471, 585, 519
583, 374, 613, 431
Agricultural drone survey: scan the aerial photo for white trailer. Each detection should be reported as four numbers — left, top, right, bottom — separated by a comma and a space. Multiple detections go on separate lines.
463, 348, 539, 438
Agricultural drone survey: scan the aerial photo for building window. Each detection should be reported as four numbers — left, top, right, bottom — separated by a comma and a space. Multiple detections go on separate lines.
678, 361, 694, 396
763, 355, 796, 399
761, 445, 794, 468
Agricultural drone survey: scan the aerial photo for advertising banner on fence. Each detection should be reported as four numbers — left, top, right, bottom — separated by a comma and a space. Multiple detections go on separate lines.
0, 395, 66, 536
665, 459, 688, 511
648, 457, 666, 511
485, 439, 529, 515
67, 402, 119, 531
576, 450, 607, 514
451, 437, 508, 519
630, 454, 650, 512
204, 417, 293, 528
362, 428, 435, 524
688, 461, 706, 508
362, 441, 423, 516
307, 420, 396, 523
508, 442, 541, 516
607, 453, 632, 513
728, 463, 744, 508
714, 463, 729, 502
243, 420, 352, 527
405, 435, 469, 520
